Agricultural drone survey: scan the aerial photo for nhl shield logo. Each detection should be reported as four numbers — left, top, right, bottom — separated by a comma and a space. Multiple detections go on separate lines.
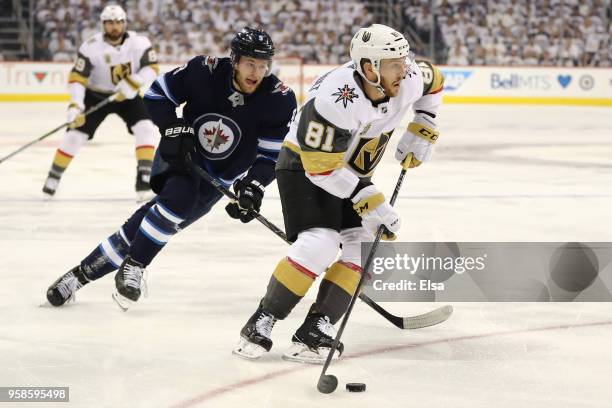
193, 113, 242, 160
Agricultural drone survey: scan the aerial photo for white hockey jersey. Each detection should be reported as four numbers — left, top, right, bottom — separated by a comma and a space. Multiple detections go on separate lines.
68, 30, 159, 94
277, 60, 444, 178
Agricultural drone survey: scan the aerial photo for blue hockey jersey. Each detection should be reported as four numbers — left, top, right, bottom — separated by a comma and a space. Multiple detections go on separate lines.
144, 56, 297, 187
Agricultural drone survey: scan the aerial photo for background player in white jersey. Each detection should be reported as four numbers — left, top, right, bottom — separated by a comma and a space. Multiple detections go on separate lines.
42, 4, 159, 200
234, 24, 445, 363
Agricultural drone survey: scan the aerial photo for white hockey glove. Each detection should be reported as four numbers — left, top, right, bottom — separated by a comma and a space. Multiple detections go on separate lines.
67, 102, 85, 129
395, 113, 439, 169
114, 73, 144, 101
351, 184, 401, 241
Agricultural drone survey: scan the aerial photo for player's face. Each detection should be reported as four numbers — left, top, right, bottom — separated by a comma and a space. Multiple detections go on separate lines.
379, 57, 408, 97
103, 20, 126, 42
234, 56, 269, 94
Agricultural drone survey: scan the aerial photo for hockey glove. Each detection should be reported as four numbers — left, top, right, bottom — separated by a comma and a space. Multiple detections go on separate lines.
114, 73, 144, 101
159, 123, 196, 174
395, 113, 439, 169
225, 178, 265, 223
351, 183, 401, 241
67, 102, 85, 129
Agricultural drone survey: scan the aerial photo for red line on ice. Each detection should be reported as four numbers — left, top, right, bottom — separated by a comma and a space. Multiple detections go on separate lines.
170, 319, 612, 408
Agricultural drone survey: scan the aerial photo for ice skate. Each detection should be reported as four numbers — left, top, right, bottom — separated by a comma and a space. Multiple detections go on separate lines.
46, 265, 90, 306
112, 256, 147, 311
282, 311, 343, 364
42, 173, 61, 198
233, 304, 277, 360
135, 167, 153, 202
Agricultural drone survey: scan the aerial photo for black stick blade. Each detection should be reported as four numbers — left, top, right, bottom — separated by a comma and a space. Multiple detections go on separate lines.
317, 374, 338, 394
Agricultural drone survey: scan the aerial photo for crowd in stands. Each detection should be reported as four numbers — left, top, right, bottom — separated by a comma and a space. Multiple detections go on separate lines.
29, 0, 612, 67
33, 0, 370, 64
402, 0, 611, 67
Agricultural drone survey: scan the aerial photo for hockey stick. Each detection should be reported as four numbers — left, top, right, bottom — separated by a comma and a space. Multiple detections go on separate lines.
189, 163, 450, 331
358, 296, 453, 330
0, 94, 117, 165
317, 168, 406, 394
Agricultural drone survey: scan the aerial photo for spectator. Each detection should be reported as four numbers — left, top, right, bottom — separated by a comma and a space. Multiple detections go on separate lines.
28, 0, 610, 67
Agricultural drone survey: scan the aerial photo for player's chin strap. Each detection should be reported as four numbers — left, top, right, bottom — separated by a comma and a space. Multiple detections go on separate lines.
0, 93, 119, 165
189, 162, 452, 331
359, 70, 386, 95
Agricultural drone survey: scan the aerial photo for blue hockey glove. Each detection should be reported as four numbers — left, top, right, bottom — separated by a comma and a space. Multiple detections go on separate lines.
225, 178, 265, 223
159, 123, 196, 174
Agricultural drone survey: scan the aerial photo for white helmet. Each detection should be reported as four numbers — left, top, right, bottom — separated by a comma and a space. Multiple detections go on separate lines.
100, 4, 127, 22
350, 24, 411, 89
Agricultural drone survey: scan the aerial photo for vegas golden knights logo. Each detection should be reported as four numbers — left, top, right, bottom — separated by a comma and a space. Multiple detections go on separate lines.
110, 62, 132, 85
349, 132, 391, 176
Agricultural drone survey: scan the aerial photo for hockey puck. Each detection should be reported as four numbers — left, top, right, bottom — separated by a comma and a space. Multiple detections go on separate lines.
346, 383, 366, 392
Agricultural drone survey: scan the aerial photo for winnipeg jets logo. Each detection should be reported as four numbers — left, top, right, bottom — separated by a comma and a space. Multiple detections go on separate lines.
193, 113, 242, 160
228, 91, 244, 107
271, 81, 290, 95
332, 84, 358, 108
202, 119, 230, 150
201, 55, 218, 74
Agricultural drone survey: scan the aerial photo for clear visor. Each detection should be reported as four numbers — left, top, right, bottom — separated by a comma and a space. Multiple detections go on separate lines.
379, 51, 415, 76
405, 51, 416, 68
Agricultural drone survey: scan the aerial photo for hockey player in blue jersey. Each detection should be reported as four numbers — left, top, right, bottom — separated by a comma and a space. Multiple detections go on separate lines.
45, 27, 297, 310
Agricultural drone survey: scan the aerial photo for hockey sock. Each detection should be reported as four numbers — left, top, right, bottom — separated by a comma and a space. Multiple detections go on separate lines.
47, 129, 88, 179
128, 202, 184, 266
261, 257, 316, 319
126, 174, 200, 265
133, 120, 156, 177
135, 145, 154, 175
314, 261, 362, 324
80, 228, 131, 280
46, 149, 73, 181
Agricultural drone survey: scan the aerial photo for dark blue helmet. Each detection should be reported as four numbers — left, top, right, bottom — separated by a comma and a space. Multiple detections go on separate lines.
231, 27, 275, 63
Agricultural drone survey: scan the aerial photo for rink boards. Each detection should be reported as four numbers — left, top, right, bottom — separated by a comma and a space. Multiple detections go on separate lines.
1, 62, 611, 106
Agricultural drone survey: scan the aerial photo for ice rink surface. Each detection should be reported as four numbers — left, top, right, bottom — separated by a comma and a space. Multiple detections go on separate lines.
1, 102, 611, 407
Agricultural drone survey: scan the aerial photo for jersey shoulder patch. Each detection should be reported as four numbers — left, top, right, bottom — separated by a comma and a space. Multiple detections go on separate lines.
269, 76, 293, 97
416, 60, 444, 96
314, 89, 357, 131
200, 55, 220, 74
329, 82, 360, 109
310, 66, 363, 130
319, 65, 362, 110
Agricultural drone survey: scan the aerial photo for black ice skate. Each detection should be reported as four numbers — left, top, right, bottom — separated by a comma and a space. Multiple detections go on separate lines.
112, 256, 147, 311
42, 172, 61, 197
282, 310, 344, 364
46, 265, 90, 306
233, 304, 277, 360
135, 166, 153, 202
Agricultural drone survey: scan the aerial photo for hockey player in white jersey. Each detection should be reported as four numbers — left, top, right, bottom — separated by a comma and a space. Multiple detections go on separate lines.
234, 24, 445, 363
42, 4, 159, 200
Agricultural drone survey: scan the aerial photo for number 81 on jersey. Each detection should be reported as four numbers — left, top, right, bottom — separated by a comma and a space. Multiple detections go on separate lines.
304, 121, 335, 152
